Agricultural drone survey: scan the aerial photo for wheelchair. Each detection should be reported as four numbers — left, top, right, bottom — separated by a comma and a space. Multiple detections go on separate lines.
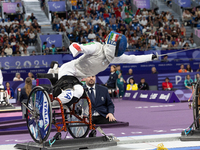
23, 73, 97, 144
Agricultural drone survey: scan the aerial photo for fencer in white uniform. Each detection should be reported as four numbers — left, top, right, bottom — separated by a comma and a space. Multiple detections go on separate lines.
57, 31, 158, 105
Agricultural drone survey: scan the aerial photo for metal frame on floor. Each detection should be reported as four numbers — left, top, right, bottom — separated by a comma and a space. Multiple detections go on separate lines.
14, 136, 117, 150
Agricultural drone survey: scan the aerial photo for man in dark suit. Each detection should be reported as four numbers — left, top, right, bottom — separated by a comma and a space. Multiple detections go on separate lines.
138, 78, 149, 90
84, 76, 116, 124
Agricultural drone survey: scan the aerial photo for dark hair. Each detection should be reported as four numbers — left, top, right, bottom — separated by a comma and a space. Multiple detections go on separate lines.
50, 61, 59, 69
141, 78, 145, 80
186, 64, 192, 72
5, 82, 10, 86
43, 42, 47, 45
129, 78, 135, 84
165, 77, 169, 80
116, 65, 120, 67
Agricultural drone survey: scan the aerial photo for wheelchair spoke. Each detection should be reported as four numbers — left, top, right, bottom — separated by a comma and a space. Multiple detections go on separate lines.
67, 98, 90, 138
22, 103, 34, 115
26, 86, 52, 144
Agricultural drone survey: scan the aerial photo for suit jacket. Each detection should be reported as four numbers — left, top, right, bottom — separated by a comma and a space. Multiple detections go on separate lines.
138, 82, 149, 90
106, 72, 118, 88
84, 84, 115, 117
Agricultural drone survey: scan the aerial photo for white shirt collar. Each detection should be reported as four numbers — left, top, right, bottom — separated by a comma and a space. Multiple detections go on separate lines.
86, 84, 95, 90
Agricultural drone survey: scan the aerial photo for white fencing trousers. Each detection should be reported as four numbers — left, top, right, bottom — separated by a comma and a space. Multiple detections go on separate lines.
57, 84, 84, 104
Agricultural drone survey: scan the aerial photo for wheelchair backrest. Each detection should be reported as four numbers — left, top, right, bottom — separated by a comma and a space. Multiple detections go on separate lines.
37, 73, 58, 86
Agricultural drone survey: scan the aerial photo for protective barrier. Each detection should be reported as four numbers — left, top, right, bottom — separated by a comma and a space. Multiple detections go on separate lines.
123, 90, 180, 103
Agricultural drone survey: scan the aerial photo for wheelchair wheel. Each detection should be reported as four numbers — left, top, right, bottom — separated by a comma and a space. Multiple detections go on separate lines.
26, 86, 52, 144
193, 83, 200, 130
67, 98, 90, 138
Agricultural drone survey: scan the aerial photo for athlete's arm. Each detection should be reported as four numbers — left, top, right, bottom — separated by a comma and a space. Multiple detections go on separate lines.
111, 54, 153, 64
69, 42, 97, 57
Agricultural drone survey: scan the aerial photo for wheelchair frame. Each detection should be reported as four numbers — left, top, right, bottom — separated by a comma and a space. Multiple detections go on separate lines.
24, 78, 96, 144
49, 94, 96, 132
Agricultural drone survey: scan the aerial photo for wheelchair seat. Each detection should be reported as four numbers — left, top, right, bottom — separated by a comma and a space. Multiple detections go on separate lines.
53, 76, 83, 97
37, 74, 83, 97
37, 73, 58, 86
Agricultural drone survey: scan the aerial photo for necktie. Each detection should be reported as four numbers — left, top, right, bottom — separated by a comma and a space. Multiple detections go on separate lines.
89, 87, 95, 103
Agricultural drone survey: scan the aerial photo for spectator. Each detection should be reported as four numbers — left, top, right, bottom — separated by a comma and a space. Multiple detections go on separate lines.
42, 42, 49, 54
105, 65, 118, 88
148, 35, 156, 46
30, 50, 36, 56
179, 38, 185, 47
138, 78, 149, 90
28, 72, 35, 80
124, 14, 132, 24
178, 64, 187, 73
77, 0, 83, 9
13, 73, 24, 81
65, 23, 73, 34
60, 17, 66, 26
30, 13, 36, 22
103, 10, 110, 19
174, 19, 180, 27
184, 74, 193, 89
5, 45, 13, 56
98, 17, 106, 26
5, 82, 14, 99
24, 16, 32, 27
162, 41, 168, 49
49, 44, 56, 55
182, 10, 192, 25
21, 48, 30, 56
84, 76, 116, 124
28, 31, 35, 45
9, 30, 16, 38
23, 31, 29, 45
126, 78, 138, 91
183, 42, 190, 49
142, 8, 148, 16
109, 14, 116, 25
186, 64, 193, 72
195, 73, 200, 82
113, 3, 121, 18
88, 30, 96, 41
116, 65, 125, 97
85, 13, 92, 23
140, 17, 148, 26
16, 3, 22, 15
189, 39, 197, 48
151, 67, 158, 74
180, 24, 186, 37
53, 14, 60, 31
161, 55, 168, 62
126, 68, 133, 75
162, 77, 173, 91
11, 38, 16, 47
197, 64, 200, 72
20, 77, 33, 102
0, 51, 6, 57
13, 47, 21, 56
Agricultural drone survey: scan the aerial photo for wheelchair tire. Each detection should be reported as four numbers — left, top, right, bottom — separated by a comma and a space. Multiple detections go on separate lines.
193, 82, 200, 129
26, 86, 52, 144
67, 98, 90, 138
